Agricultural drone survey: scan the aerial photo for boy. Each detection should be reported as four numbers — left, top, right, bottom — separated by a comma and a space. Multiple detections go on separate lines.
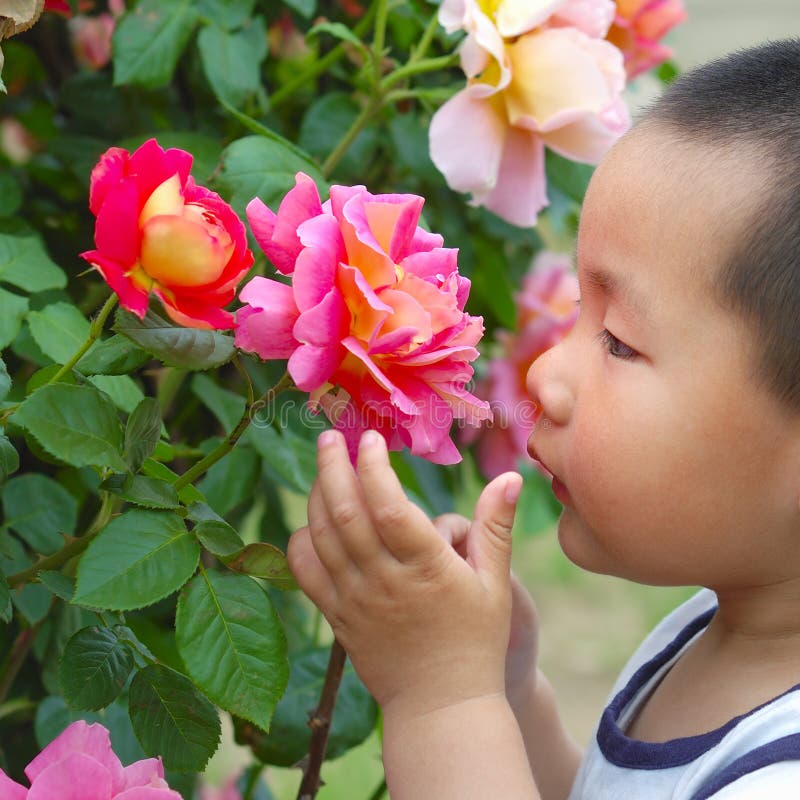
287, 40, 800, 799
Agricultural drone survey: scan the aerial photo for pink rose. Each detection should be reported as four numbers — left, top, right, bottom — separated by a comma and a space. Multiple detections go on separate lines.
467, 252, 578, 478
0, 720, 182, 799
430, 0, 629, 227
235, 173, 491, 464
607, 0, 687, 78
80, 139, 253, 329
69, 0, 124, 71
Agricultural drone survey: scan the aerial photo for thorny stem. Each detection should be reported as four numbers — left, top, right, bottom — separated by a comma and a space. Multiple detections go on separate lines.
321, 95, 382, 178
0, 615, 49, 705
296, 638, 348, 800
48, 293, 118, 385
172, 371, 294, 492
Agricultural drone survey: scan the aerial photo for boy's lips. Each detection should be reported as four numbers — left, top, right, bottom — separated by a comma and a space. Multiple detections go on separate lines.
528, 445, 572, 506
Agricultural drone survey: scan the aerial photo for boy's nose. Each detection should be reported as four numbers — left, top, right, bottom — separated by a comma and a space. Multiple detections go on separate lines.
526, 348, 574, 426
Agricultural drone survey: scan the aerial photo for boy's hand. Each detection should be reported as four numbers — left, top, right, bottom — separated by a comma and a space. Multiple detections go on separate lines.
287, 429, 523, 724
430, 514, 540, 705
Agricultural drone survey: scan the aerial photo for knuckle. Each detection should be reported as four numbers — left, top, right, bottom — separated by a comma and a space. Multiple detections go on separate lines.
330, 501, 361, 529
372, 502, 408, 530
483, 518, 513, 549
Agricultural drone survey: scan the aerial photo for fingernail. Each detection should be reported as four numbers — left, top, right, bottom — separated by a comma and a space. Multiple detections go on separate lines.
504, 475, 523, 504
360, 430, 382, 450
319, 430, 338, 448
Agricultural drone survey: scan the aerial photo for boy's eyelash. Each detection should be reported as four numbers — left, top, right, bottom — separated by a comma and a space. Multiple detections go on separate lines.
596, 329, 638, 360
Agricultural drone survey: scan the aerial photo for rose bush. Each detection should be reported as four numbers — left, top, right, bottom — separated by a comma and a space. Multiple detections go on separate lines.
0, 2, 685, 799
236, 173, 490, 463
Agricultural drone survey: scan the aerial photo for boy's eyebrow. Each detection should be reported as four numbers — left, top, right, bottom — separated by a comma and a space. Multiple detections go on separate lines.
583, 267, 650, 318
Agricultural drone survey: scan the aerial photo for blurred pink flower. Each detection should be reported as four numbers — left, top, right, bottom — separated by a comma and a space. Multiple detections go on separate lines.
607, 0, 687, 78
430, 0, 629, 227
0, 720, 181, 799
236, 172, 491, 464
69, 0, 125, 71
80, 138, 253, 329
467, 252, 578, 478
199, 777, 241, 800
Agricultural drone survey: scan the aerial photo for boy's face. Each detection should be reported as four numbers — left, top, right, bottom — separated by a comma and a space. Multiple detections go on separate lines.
526, 129, 800, 589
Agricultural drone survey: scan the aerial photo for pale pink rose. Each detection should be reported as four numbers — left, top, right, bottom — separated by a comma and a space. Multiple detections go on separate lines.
430, 0, 629, 227
467, 252, 578, 479
236, 173, 491, 464
0, 720, 182, 799
607, 0, 687, 78
0, 118, 38, 163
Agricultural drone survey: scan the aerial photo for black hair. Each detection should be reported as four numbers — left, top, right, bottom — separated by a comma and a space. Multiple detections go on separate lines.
646, 39, 800, 412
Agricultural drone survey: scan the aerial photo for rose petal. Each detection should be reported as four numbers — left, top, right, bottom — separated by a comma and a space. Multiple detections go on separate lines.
115, 788, 184, 800
89, 146, 129, 215
28, 752, 112, 800
80, 249, 150, 318
151, 287, 235, 330
0, 769, 27, 800
128, 139, 192, 203
94, 178, 142, 268
429, 85, 507, 200
120, 758, 165, 791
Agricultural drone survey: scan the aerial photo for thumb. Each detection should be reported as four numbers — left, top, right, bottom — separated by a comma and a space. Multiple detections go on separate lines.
467, 471, 523, 582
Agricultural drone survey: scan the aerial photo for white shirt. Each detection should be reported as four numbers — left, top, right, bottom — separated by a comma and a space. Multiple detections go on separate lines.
568, 590, 800, 799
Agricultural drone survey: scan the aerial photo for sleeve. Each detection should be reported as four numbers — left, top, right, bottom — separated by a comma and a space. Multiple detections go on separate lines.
705, 763, 800, 798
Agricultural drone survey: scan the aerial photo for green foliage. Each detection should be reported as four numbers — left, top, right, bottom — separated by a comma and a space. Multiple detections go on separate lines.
175, 570, 289, 731
129, 663, 220, 771
74, 510, 199, 610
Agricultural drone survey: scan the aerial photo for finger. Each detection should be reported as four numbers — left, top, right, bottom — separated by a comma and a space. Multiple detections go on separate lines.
306, 478, 352, 579
467, 472, 522, 584
287, 525, 338, 615
314, 430, 387, 569
356, 430, 446, 563
432, 513, 470, 556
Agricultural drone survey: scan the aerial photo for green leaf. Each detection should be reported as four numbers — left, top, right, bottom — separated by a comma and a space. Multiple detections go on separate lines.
1, 535, 52, 623
38, 570, 76, 602
307, 21, 368, 56
225, 542, 297, 590
0, 174, 21, 218
196, 0, 255, 29
198, 446, 260, 516
27, 302, 92, 364
0, 434, 18, 485
0, 355, 9, 400
198, 17, 267, 109
191, 373, 245, 432
101, 473, 181, 510
0, 569, 11, 623
89, 375, 145, 415
141, 458, 206, 505
283, 0, 316, 18
12, 383, 127, 472
113, 0, 200, 89
59, 626, 135, 710
0, 286, 28, 349
218, 135, 325, 218
0, 220, 67, 293
114, 308, 235, 370
176, 570, 288, 731
545, 150, 594, 205
129, 663, 220, 771
2, 473, 77, 554
35, 696, 103, 748
249, 424, 316, 494
74, 510, 199, 610
76, 334, 151, 376
124, 396, 162, 471
25, 364, 78, 394
237, 647, 377, 766
192, 519, 244, 559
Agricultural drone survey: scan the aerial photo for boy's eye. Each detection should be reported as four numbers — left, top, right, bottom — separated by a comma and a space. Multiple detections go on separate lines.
597, 328, 638, 360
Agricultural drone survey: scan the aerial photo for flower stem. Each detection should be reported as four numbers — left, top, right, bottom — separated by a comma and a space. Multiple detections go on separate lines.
0, 615, 49, 705
321, 95, 382, 179
242, 763, 265, 800
410, 11, 440, 66
268, 5, 378, 111
172, 371, 294, 492
296, 638, 348, 800
6, 492, 116, 589
372, 0, 390, 79
380, 53, 459, 91
48, 293, 118, 385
